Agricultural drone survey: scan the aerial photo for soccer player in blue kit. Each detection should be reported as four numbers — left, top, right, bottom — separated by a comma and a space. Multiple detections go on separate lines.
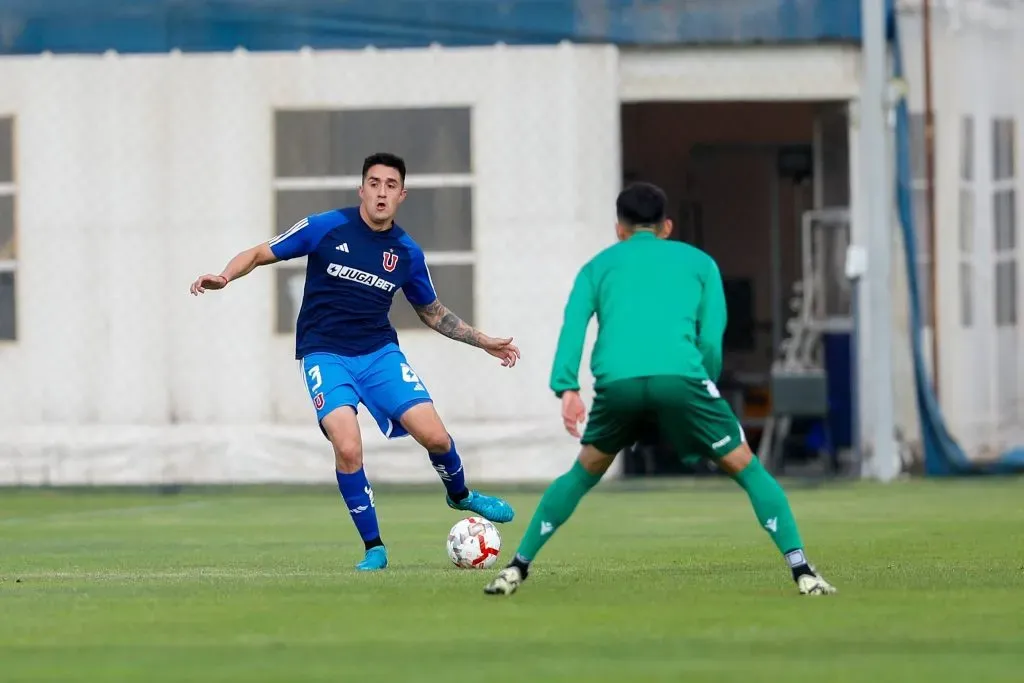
189, 153, 518, 571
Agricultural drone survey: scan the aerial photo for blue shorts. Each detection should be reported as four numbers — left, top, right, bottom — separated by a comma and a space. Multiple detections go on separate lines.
299, 344, 433, 439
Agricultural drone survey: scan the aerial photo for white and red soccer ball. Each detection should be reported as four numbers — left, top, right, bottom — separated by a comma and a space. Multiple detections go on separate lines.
447, 516, 501, 569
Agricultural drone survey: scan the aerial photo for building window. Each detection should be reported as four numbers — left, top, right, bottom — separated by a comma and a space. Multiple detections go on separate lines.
909, 113, 933, 327
960, 116, 974, 328
271, 108, 474, 333
0, 116, 15, 341
992, 118, 1017, 327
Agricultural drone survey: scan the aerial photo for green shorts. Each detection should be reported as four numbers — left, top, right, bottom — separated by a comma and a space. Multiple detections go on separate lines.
580, 376, 746, 460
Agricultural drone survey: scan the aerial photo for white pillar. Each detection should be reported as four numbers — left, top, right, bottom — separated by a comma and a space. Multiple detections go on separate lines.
860, 0, 900, 480
847, 100, 871, 460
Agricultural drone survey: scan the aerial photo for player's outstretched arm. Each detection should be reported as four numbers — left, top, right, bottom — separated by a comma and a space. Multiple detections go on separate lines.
189, 243, 279, 295
549, 267, 595, 397
412, 299, 520, 368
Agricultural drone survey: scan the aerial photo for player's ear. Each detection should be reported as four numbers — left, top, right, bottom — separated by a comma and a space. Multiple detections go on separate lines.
658, 219, 674, 239
398, 187, 408, 203
615, 223, 629, 241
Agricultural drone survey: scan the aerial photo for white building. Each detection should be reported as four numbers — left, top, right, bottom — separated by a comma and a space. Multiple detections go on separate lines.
0, 0, 1020, 484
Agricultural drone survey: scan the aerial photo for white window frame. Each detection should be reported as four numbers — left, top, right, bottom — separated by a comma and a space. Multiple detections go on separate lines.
992, 118, 1017, 328
273, 174, 473, 192
270, 174, 476, 265
909, 113, 933, 329
910, 177, 932, 328
270, 172, 476, 333
0, 139, 16, 340
992, 183, 1016, 328
0, 181, 13, 274
959, 115, 975, 328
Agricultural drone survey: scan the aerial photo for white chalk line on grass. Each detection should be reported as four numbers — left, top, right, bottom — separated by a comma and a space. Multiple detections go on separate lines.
4, 563, 738, 583
4, 568, 336, 581
8, 566, 476, 581
0, 500, 214, 526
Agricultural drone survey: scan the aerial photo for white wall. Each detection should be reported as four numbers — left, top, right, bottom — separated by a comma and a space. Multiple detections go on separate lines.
897, 0, 1024, 459
618, 45, 861, 102
10, 32, 1013, 483
0, 44, 621, 484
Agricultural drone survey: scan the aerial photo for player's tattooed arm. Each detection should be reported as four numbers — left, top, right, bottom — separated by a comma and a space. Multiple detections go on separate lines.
413, 298, 520, 366
413, 299, 484, 347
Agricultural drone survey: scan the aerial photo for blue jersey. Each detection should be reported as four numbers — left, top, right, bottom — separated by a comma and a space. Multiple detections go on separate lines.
269, 207, 437, 358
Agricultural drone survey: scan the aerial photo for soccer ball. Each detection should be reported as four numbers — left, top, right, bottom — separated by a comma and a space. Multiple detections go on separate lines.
446, 516, 501, 569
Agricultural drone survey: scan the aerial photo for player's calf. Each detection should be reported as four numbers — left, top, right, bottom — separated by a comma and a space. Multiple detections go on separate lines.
400, 403, 515, 523
332, 433, 363, 474
401, 403, 469, 496
718, 443, 836, 596
484, 447, 611, 595
324, 407, 387, 567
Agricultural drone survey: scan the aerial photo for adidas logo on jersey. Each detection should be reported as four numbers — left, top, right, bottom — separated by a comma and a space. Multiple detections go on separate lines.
336, 243, 350, 253
326, 263, 396, 292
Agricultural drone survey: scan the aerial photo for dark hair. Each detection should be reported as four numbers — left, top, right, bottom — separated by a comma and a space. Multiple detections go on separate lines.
616, 182, 667, 228
361, 152, 407, 183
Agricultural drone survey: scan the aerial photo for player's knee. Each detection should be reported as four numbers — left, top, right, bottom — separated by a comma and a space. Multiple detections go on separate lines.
333, 438, 363, 473
418, 428, 451, 454
320, 407, 363, 472
718, 443, 754, 476
578, 445, 616, 475
400, 403, 452, 453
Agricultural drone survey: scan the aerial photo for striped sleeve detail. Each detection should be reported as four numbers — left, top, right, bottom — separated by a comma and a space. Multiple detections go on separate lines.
269, 217, 309, 247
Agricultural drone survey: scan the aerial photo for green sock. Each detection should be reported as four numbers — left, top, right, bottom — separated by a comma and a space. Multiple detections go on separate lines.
514, 460, 603, 563
733, 457, 805, 559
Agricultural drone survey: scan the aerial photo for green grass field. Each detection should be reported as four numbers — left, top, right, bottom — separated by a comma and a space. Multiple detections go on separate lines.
2, 478, 1023, 683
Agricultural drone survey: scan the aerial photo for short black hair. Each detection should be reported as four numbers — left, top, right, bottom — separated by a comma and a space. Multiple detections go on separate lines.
616, 182, 667, 228
362, 152, 407, 183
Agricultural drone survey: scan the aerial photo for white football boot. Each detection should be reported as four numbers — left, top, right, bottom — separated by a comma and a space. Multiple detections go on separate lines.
483, 566, 524, 596
797, 570, 837, 595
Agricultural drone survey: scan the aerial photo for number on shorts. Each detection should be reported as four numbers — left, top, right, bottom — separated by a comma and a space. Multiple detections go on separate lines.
307, 365, 323, 394
401, 363, 420, 384
702, 379, 721, 399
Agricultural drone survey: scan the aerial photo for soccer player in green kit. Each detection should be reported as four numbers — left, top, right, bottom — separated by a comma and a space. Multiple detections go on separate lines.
484, 182, 836, 597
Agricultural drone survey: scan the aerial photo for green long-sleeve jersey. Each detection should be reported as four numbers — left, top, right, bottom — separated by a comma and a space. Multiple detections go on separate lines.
549, 231, 728, 397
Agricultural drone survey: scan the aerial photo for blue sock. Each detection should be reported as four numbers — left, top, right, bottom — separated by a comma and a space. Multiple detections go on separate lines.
429, 436, 469, 501
335, 469, 382, 548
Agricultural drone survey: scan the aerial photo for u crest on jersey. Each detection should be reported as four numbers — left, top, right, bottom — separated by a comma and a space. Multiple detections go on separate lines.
382, 251, 398, 272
